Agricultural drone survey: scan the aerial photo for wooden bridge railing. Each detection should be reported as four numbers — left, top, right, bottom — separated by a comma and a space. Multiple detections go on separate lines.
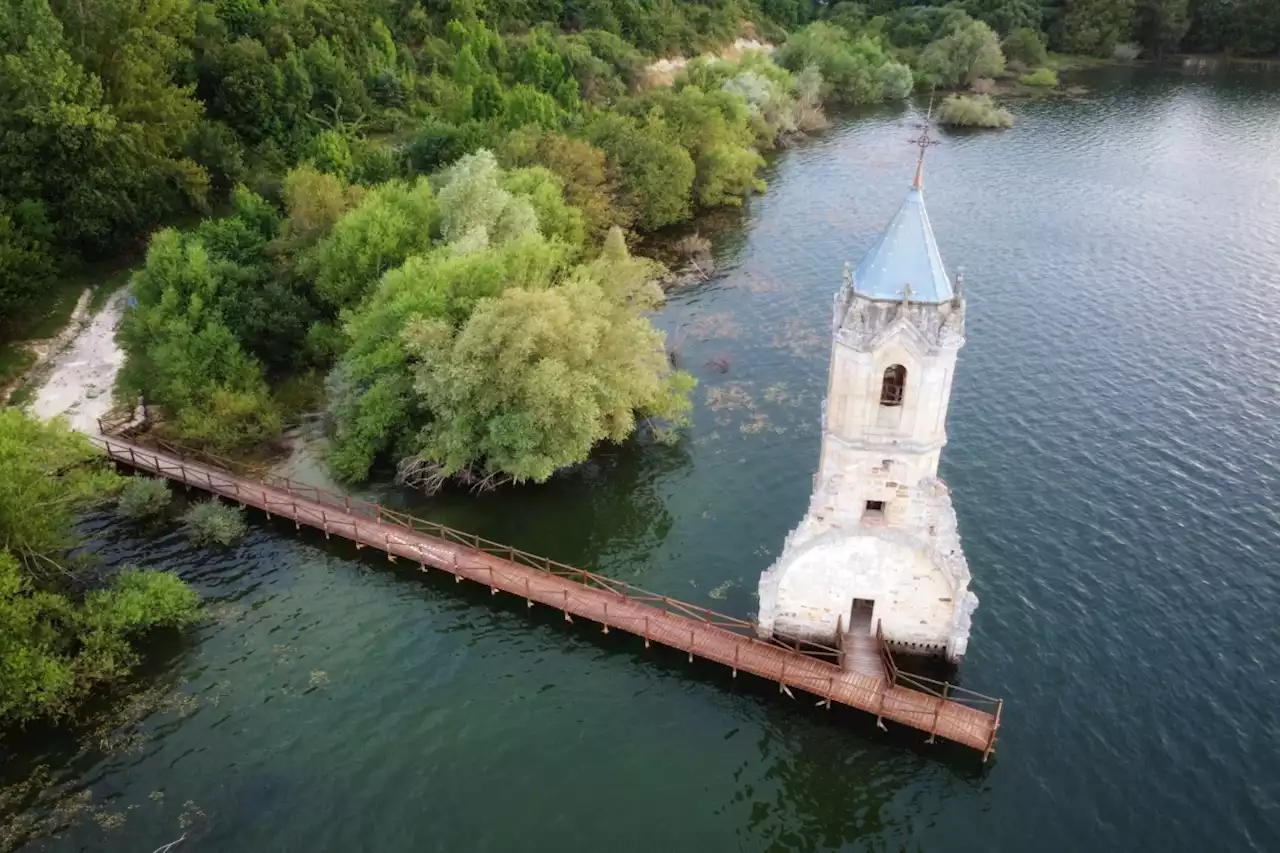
94, 426, 847, 666
875, 619, 1002, 714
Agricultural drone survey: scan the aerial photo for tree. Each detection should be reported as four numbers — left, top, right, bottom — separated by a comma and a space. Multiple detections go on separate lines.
275, 165, 367, 253
0, 200, 57, 319
775, 22, 914, 104
1060, 0, 1136, 56
0, 410, 120, 574
500, 130, 630, 238
0, 0, 207, 253
1135, 0, 1189, 56
951, 0, 1043, 36
1002, 27, 1049, 67
920, 18, 1006, 87
308, 177, 439, 311
436, 149, 538, 245
0, 551, 200, 725
0, 411, 201, 725
326, 233, 573, 480
402, 233, 693, 483
119, 229, 283, 451
584, 112, 695, 230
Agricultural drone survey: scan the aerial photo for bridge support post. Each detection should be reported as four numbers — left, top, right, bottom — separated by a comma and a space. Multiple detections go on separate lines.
688, 629, 694, 663
563, 590, 572, 623
644, 617, 650, 648
489, 566, 497, 594
525, 577, 533, 608
602, 602, 609, 633
733, 644, 739, 678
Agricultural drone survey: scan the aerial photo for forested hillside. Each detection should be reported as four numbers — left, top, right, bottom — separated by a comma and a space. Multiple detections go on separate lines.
2, 0, 1275, 486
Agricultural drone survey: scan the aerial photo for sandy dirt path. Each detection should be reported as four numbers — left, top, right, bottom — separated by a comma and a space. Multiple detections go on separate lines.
31, 288, 130, 436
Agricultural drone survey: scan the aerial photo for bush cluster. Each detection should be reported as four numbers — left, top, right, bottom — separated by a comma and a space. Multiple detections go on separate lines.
117, 476, 173, 520
182, 501, 248, 547
936, 94, 1016, 128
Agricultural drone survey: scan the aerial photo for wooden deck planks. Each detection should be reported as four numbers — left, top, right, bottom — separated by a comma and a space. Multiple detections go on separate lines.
99, 437, 1000, 757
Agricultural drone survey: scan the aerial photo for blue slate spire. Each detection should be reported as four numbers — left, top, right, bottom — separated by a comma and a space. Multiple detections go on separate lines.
852, 112, 953, 304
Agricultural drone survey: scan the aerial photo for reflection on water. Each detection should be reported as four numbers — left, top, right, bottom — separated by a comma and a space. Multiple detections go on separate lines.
5, 67, 1280, 853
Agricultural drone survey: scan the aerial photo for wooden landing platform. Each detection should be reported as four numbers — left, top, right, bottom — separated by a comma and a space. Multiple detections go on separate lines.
95, 433, 1003, 758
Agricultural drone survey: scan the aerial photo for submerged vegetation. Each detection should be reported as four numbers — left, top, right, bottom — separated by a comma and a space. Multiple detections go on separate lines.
116, 477, 174, 520
937, 93, 1016, 127
0, 411, 200, 726
181, 502, 248, 547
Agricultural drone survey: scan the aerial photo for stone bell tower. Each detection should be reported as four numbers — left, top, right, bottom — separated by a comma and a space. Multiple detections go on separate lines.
757, 122, 978, 662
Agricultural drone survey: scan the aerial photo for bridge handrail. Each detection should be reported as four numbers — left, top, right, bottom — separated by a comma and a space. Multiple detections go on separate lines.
91, 430, 849, 665
875, 618, 1000, 709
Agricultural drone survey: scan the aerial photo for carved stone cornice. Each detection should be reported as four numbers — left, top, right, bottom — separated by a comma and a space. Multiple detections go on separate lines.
835, 293, 965, 355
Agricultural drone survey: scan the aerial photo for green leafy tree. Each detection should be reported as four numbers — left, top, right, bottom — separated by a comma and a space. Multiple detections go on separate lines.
308, 177, 439, 311
585, 112, 695, 229
119, 229, 283, 450
501, 83, 562, 129
501, 166, 587, 249
1135, 0, 1189, 56
0, 410, 120, 573
0, 200, 57, 319
402, 232, 693, 482
0, 552, 200, 725
951, 0, 1043, 35
1060, 0, 1136, 56
1002, 27, 1050, 66
306, 130, 356, 180
326, 233, 572, 480
0, 0, 207, 253
275, 165, 367, 253
920, 18, 1007, 87
437, 149, 538, 245
499, 130, 629, 238
0, 411, 200, 725
775, 22, 913, 104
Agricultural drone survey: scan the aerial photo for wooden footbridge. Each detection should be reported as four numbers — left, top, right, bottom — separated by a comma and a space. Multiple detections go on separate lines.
94, 423, 1003, 759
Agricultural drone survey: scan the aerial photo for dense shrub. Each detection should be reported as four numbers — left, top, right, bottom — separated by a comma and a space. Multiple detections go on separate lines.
920, 18, 1006, 88
936, 94, 1015, 128
1003, 27, 1049, 67
117, 477, 173, 520
182, 501, 248, 546
775, 22, 914, 104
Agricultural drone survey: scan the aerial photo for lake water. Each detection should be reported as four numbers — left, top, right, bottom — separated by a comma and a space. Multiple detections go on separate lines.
5, 67, 1280, 852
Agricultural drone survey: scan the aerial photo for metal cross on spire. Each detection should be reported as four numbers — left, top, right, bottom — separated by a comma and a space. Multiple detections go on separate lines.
909, 95, 939, 190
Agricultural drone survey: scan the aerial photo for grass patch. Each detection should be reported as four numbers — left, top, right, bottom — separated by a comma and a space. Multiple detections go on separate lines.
0, 344, 37, 389
88, 267, 135, 315
4, 281, 85, 343
1019, 68, 1059, 87
1048, 52, 1118, 72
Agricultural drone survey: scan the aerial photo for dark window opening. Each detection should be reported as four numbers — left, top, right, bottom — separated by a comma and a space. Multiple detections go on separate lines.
880, 364, 906, 407
865, 500, 885, 512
